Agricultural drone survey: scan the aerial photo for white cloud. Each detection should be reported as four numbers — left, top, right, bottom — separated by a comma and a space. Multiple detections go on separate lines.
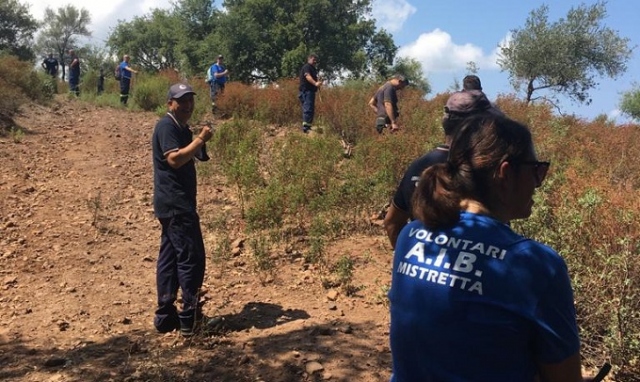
371, 0, 416, 32
25, 0, 173, 45
397, 29, 501, 74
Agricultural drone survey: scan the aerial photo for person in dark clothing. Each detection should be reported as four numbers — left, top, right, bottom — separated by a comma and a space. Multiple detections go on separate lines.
384, 90, 503, 248
68, 49, 80, 96
462, 74, 482, 91
97, 68, 105, 95
368, 74, 409, 134
298, 54, 323, 133
152, 83, 220, 337
41, 53, 59, 78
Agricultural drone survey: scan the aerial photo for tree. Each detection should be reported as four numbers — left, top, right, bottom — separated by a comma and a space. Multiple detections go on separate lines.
364, 29, 398, 81
391, 56, 430, 96
171, 0, 221, 74
215, 0, 385, 83
0, 0, 39, 60
107, 10, 181, 72
498, 1, 633, 107
37, 5, 91, 80
620, 83, 640, 121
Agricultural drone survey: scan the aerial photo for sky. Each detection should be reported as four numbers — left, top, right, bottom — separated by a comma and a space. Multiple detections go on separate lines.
23, 0, 639, 123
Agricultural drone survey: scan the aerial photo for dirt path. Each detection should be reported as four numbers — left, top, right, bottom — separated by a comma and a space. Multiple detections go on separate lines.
0, 98, 393, 382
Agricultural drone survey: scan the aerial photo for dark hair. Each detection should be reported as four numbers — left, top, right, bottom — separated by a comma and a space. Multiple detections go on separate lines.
463, 75, 482, 91
413, 115, 533, 228
392, 73, 409, 86
308, 53, 318, 60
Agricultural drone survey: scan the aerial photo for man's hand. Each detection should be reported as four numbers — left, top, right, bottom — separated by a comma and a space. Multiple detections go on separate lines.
390, 122, 400, 132
199, 126, 213, 142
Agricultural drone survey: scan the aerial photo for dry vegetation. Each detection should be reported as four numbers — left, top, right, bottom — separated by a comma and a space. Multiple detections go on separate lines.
1, 60, 639, 381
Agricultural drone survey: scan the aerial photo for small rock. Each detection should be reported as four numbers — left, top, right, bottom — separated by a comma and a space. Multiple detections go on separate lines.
326, 290, 339, 301
43, 357, 66, 367
327, 302, 337, 311
305, 361, 324, 375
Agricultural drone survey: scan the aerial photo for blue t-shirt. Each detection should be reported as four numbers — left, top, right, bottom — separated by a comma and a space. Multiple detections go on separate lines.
119, 61, 132, 80
152, 114, 198, 218
211, 63, 227, 84
389, 212, 580, 382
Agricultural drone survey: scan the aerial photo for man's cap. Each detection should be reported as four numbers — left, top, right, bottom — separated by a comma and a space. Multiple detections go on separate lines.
218, 55, 224, 59
462, 75, 482, 91
167, 83, 196, 100
444, 90, 502, 117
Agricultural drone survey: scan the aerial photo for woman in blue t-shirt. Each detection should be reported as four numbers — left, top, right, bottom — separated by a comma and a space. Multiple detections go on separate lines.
390, 115, 594, 381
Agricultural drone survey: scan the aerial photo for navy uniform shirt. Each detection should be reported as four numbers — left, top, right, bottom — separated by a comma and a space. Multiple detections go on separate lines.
152, 114, 197, 218
392, 145, 449, 216
299, 63, 318, 92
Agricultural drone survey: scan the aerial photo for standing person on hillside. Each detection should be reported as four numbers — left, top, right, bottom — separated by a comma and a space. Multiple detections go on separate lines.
152, 83, 221, 337
384, 90, 503, 248
368, 74, 409, 134
119, 55, 138, 105
41, 53, 59, 78
97, 68, 105, 95
298, 53, 323, 133
389, 114, 595, 381
207, 55, 229, 111
68, 49, 80, 96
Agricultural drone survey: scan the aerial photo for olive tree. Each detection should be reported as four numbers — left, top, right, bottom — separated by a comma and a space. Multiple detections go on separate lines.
498, 1, 633, 107
620, 84, 640, 121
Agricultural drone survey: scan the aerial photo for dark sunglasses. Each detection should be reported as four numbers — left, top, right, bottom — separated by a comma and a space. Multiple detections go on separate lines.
514, 160, 551, 184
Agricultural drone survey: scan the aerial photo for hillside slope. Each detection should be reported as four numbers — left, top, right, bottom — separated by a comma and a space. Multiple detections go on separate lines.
0, 98, 394, 382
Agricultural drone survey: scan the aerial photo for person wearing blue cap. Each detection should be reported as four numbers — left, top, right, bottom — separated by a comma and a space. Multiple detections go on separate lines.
151, 83, 221, 337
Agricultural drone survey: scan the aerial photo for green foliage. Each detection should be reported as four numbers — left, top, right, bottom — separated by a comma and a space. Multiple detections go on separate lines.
208, 119, 264, 217
498, 1, 633, 106
0, 0, 38, 60
0, 56, 55, 125
132, 74, 172, 111
391, 56, 431, 95
248, 237, 275, 276
107, 9, 181, 73
36, 5, 92, 81
107, 0, 396, 84
620, 83, 640, 121
363, 29, 398, 80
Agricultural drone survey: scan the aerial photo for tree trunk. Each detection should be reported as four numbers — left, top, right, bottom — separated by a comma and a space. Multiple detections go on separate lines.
526, 79, 534, 104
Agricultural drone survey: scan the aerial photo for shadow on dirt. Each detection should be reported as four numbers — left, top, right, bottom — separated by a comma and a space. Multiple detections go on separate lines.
0, 302, 390, 381
221, 301, 310, 331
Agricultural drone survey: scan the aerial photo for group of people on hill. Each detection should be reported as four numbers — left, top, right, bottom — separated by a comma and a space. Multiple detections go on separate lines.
148, 51, 597, 380
40, 52, 138, 102
41, 50, 80, 96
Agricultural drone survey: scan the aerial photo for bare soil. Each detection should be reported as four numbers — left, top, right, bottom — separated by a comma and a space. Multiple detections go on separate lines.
0, 98, 394, 382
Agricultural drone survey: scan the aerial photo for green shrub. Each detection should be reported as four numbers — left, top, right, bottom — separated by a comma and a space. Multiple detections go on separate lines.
132, 74, 172, 111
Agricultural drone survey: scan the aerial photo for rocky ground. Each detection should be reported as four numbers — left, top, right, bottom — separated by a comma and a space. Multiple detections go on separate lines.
0, 97, 395, 382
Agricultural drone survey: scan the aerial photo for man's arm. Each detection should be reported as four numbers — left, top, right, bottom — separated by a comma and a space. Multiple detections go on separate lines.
125, 65, 137, 74
305, 73, 322, 88
214, 66, 229, 78
166, 127, 212, 169
70, 58, 79, 68
537, 352, 594, 382
41, 61, 47, 70
383, 203, 410, 249
368, 96, 377, 113
384, 101, 399, 130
